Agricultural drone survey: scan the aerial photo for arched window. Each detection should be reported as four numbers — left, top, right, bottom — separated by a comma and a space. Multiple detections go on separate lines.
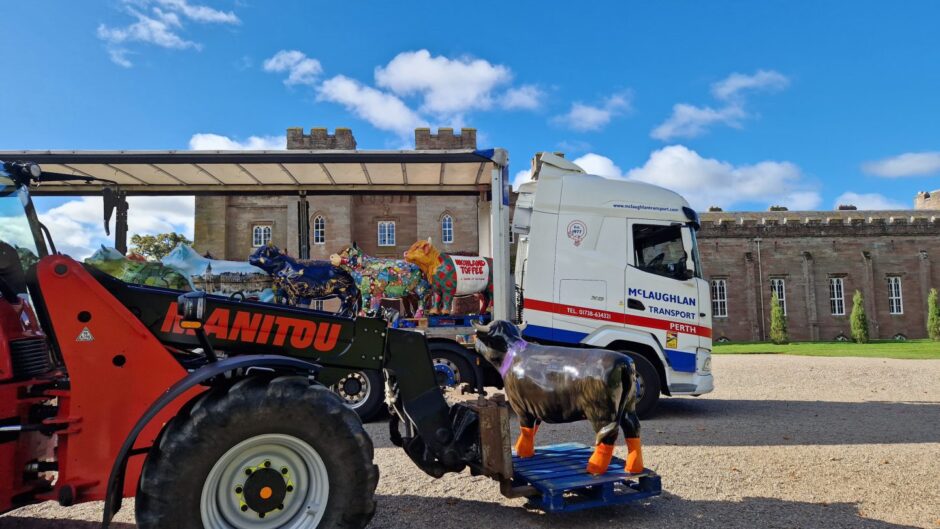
441, 214, 454, 244
252, 224, 272, 247
312, 215, 326, 245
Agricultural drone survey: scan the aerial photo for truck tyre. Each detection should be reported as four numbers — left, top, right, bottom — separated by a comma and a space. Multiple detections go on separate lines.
622, 352, 661, 419
332, 369, 385, 422
137, 375, 378, 529
428, 341, 478, 391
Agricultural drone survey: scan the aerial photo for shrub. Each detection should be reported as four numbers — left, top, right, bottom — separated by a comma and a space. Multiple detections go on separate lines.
850, 290, 869, 344
769, 291, 788, 344
928, 288, 940, 341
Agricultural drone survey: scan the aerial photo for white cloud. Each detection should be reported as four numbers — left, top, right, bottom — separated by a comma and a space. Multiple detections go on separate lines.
512, 169, 533, 190
97, 0, 239, 67
317, 75, 427, 136
263, 50, 323, 87
499, 85, 544, 110
572, 153, 625, 179
188, 133, 285, 150
651, 103, 747, 141
566, 146, 816, 211
861, 151, 940, 178
711, 69, 790, 101
36, 196, 194, 260
154, 0, 239, 24
375, 50, 512, 118
553, 92, 632, 132
833, 192, 906, 210
652, 69, 789, 141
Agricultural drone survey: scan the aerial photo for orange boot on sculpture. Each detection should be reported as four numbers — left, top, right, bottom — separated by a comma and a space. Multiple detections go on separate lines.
514, 426, 536, 458
625, 437, 644, 474
586, 443, 614, 475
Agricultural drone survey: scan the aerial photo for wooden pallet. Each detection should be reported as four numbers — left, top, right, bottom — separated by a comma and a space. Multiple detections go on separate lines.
511, 443, 662, 512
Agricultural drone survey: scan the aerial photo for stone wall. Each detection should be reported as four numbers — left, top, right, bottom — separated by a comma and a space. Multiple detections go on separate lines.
699, 210, 940, 341
350, 195, 418, 258
916, 190, 939, 210
307, 195, 352, 261
415, 195, 480, 253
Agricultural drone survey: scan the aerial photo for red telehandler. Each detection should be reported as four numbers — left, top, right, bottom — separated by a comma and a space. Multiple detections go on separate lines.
0, 159, 508, 528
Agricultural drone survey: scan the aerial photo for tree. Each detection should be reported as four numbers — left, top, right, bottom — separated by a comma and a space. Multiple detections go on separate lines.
928, 288, 940, 341
130, 232, 192, 260
850, 290, 869, 344
769, 291, 788, 344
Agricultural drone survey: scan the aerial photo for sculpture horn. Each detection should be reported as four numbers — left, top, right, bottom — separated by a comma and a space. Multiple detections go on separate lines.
471, 320, 493, 332
517, 322, 528, 332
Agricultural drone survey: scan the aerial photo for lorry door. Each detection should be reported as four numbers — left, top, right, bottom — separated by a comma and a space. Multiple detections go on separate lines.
546, 214, 626, 343
625, 220, 704, 374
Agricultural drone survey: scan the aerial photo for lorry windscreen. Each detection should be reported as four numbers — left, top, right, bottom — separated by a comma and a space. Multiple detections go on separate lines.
632, 223, 695, 280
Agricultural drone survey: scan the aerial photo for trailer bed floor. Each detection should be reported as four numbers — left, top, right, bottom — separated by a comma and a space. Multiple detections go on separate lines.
511, 442, 662, 512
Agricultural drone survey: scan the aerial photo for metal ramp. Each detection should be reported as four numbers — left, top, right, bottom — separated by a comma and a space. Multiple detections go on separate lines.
511, 443, 662, 512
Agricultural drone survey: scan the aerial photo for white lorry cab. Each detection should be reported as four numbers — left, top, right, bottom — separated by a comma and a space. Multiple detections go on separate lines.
511, 153, 714, 416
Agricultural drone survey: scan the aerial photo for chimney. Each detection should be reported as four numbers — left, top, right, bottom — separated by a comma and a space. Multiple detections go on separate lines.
837, 204, 857, 211
768, 205, 789, 212
708, 206, 723, 212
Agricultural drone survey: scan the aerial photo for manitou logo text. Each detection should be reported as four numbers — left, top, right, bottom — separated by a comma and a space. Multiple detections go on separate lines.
160, 303, 342, 352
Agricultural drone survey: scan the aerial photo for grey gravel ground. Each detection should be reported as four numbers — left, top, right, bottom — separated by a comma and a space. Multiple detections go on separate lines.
3, 355, 939, 528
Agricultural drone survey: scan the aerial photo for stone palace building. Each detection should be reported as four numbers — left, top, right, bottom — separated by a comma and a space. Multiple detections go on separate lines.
193, 127, 940, 341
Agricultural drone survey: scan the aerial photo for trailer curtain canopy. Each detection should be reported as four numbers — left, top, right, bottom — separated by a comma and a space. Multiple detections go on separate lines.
0, 147, 513, 320
0, 149, 504, 195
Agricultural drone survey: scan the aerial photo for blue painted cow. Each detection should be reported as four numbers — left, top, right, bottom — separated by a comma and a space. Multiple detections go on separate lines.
249, 244, 360, 317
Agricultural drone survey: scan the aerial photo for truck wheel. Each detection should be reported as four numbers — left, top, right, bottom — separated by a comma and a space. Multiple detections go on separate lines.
623, 352, 661, 419
137, 376, 378, 529
428, 342, 477, 390
332, 370, 385, 422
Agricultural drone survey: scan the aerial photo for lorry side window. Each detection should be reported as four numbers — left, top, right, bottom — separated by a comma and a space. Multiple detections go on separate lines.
632, 224, 688, 280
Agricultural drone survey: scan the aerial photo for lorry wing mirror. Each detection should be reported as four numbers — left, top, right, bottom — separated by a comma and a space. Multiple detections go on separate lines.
102, 188, 117, 236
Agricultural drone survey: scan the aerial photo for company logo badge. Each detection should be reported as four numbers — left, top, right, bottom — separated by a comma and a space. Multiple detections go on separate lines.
76, 327, 94, 342
566, 220, 587, 246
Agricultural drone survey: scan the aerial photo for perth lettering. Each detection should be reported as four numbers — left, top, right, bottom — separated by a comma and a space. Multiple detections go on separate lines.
160, 302, 342, 352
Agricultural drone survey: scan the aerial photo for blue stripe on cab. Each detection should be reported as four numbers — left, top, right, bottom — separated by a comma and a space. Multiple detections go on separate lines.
664, 349, 696, 372
523, 324, 587, 344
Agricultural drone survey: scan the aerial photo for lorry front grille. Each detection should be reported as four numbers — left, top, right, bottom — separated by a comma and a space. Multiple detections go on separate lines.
10, 338, 52, 379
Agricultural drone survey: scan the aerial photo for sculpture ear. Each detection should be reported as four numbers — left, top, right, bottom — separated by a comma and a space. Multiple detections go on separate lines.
353, 241, 359, 250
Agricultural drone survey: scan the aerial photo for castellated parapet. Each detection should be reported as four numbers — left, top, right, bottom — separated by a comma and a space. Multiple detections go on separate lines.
286, 127, 357, 150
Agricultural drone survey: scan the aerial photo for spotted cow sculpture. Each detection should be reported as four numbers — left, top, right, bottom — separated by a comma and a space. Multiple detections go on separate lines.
249, 244, 360, 317
472, 320, 645, 476
330, 243, 429, 317
403, 238, 492, 315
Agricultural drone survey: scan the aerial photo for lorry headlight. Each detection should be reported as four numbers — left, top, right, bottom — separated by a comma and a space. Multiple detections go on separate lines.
695, 347, 712, 374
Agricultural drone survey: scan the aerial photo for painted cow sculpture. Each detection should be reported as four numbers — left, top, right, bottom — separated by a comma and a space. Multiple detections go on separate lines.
249, 244, 360, 317
472, 320, 645, 476
330, 243, 429, 316
403, 238, 493, 315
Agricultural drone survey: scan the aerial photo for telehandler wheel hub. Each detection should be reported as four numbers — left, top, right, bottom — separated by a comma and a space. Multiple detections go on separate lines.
242, 468, 287, 515
333, 371, 370, 408
201, 433, 329, 528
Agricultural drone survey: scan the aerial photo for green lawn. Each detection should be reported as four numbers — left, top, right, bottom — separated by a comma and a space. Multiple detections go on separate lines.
712, 339, 940, 359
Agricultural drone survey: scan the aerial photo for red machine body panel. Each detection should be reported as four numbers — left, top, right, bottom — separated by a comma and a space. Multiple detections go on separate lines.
35, 255, 202, 503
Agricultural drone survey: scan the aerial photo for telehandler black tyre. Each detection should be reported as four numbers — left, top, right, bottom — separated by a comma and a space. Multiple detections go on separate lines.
137, 375, 378, 529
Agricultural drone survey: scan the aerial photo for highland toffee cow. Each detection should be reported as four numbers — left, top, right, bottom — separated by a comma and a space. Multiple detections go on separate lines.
472, 320, 644, 475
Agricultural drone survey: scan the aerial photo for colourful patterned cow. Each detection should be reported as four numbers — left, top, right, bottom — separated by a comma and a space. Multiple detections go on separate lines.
403, 238, 493, 315
330, 243, 429, 317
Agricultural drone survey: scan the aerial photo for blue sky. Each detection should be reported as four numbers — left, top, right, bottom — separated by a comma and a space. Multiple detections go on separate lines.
2, 1, 940, 256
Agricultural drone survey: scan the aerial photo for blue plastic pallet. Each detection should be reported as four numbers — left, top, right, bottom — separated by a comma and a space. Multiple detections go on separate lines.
511, 443, 662, 512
